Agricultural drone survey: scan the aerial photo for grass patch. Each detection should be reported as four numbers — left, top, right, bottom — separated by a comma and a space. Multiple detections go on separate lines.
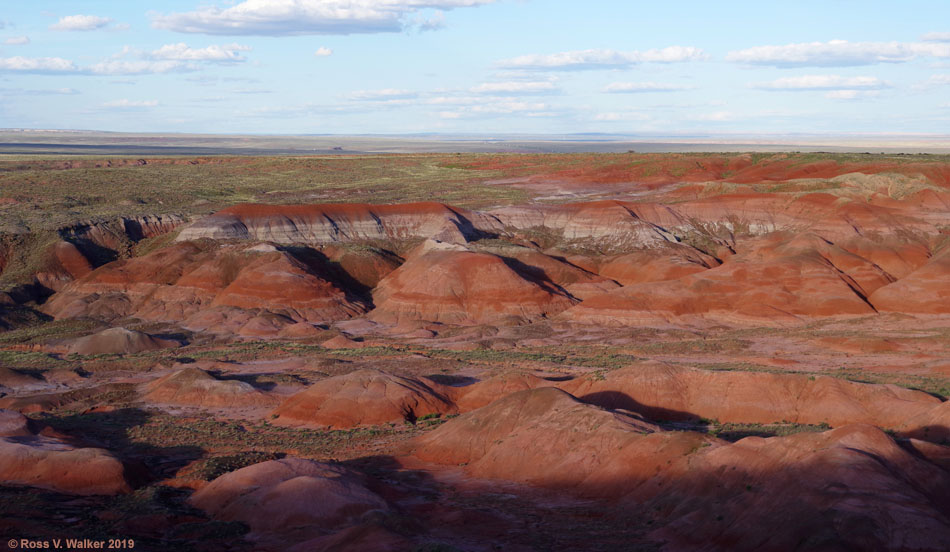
708, 422, 832, 442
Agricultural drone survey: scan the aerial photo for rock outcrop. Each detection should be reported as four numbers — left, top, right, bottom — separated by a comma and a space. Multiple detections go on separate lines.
177, 202, 499, 245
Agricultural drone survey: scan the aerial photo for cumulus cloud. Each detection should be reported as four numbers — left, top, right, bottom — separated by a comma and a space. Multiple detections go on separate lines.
471, 81, 558, 95
314, 46, 333, 57
348, 88, 418, 101
150, 43, 251, 62
498, 46, 706, 70
604, 81, 691, 93
4, 36, 29, 45
726, 39, 950, 67
913, 74, 950, 90
0, 56, 77, 73
0, 87, 79, 95
753, 75, 891, 90
694, 111, 735, 122
593, 111, 651, 121
824, 90, 862, 100
50, 15, 114, 31
923, 32, 950, 42
151, 0, 497, 36
89, 60, 191, 75
102, 99, 159, 108
417, 10, 446, 31
436, 99, 558, 119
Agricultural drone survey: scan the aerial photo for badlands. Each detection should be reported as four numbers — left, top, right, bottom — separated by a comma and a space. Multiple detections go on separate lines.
1, 152, 950, 550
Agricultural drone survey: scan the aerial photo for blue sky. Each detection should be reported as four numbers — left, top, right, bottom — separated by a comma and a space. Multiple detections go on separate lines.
1, 1, 949, 135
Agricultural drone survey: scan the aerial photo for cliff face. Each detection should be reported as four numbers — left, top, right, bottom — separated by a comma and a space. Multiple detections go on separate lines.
176, 202, 502, 245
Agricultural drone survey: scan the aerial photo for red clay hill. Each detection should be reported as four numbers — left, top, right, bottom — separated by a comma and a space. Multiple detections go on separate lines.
6, 153, 950, 551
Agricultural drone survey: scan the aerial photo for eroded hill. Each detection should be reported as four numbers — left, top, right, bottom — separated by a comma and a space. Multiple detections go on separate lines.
1, 152, 950, 551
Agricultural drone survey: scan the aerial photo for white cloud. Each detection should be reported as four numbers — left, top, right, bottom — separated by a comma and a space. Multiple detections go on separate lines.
348, 88, 418, 101
151, 0, 497, 36
425, 95, 483, 106
437, 99, 557, 119
824, 90, 860, 100
102, 99, 159, 108
753, 75, 890, 90
50, 15, 114, 31
694, 111, 735, 122
0, 56, 77, 73
150, 43, 251, 62
0, 87, 79, 95
314, 46, 333, 57
418, 10, 446, 31
4, 36, 29, 45
89, 60, 191, 75
498, 46, 706, 70
923, 32, 950, 42
919, 74, 950, 87
604, 81, 691, 93
726, 39, 950, 67
471, 81, 557, 95
593, 111, 651, 121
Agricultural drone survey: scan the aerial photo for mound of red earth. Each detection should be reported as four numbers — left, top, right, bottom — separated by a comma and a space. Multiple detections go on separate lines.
870, 249, 950, 314
141, 367, 277, 409
557, 362, 940, 429
901, 401, 950, 442
407, 390, 950, 550
42, 241, 367, 335
409, 387, 711, 494
0, 409, 132, 495
66, 327, 180, 355
563, 232, 898, 325
176, 202, 501, 245
450, 372, 559, 411
635, 425, 950, 551
370, 247, 576, 325
594, 243, 721, 285
0, 409, 32, 437
319, 244, 403, 289
0, 367, 48, 394
471, 243, 619, 300
34, 241, 94, 292
272, 369, 456, 429
189, 458, 387, 540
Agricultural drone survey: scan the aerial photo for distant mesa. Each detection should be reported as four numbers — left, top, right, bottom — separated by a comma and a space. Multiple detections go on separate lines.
176, 202, 500, 246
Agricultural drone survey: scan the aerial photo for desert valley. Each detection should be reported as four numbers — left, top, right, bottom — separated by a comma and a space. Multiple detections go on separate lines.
1, 151, 949, 550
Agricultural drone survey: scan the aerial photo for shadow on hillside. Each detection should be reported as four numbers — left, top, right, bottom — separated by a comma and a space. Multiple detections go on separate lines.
35, 407, 205, 485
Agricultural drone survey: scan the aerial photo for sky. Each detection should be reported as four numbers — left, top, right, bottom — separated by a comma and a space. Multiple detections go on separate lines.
1, 1, 950, 135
